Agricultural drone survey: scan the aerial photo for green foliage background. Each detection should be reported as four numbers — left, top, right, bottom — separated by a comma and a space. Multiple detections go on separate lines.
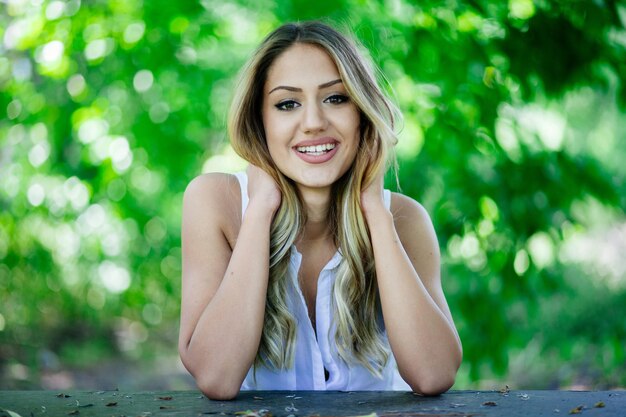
1, 0, 625, 389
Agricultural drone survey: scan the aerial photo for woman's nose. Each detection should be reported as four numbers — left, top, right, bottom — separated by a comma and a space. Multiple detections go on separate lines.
301, 103, 328, 133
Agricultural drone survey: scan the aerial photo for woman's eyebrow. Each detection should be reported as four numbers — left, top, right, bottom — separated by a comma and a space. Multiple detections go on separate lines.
318, 79, 342, 89
268, 79, 343, 95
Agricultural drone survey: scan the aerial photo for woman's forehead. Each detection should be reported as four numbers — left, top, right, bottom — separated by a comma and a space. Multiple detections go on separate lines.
264, 43, 342, 92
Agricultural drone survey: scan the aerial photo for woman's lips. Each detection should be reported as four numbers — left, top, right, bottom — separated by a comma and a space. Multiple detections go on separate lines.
293, 137, 338, 147
293, 143, 339, 164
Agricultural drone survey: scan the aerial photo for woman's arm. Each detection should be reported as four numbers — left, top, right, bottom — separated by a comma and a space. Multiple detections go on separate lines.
361, 183, 462, 396
178, 168, 280, 400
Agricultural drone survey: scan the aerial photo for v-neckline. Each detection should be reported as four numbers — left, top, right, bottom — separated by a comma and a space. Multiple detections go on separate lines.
291, 247, 341, 335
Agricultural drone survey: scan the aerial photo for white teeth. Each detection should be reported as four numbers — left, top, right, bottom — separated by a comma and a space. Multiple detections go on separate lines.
296, 143, 336, 154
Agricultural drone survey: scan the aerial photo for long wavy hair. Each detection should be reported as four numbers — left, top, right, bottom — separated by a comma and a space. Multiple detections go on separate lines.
228, 21, 401, 376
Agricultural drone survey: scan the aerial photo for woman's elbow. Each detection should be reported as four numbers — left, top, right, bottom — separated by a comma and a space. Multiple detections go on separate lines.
406, 367, 458, 397
179, 351, 242, 400
408, 369, 457, 397
196, 375, 241, 400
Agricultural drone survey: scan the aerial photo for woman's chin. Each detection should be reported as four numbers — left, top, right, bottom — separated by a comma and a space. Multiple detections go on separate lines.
286, 169, 348, 191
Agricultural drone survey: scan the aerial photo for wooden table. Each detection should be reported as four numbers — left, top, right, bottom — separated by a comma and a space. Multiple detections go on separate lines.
0, 390, 624, 416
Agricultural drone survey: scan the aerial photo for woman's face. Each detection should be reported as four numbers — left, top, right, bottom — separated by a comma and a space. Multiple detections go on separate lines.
262, 43, 360, 192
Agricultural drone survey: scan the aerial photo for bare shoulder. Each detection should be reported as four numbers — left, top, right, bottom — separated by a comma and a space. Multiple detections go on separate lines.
184, 172, 240, 202
184, 172, 241, 213
390, 192, 437, 238
183, 172, 242, 246
390, 192, 440, 278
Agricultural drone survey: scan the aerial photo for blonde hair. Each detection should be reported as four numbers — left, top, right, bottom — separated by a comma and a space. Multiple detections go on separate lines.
228, 21, 401, 375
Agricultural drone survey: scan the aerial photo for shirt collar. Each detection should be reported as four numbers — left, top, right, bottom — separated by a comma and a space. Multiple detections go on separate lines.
290, 245, 342, 271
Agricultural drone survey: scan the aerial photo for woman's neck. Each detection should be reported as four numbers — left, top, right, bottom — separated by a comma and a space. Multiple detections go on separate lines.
297, 185, 333, 243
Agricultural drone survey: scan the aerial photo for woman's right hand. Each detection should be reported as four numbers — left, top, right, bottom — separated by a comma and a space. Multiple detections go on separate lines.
246, 164, 282, 214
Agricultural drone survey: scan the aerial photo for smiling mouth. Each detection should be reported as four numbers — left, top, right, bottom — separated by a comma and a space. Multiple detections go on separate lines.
295, 143, 337, 156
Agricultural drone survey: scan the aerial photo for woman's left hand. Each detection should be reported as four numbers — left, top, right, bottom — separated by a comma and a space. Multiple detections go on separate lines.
360, 170, 387, 217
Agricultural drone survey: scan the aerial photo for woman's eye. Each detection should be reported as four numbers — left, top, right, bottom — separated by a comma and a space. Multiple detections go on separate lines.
275, 100, 299, 111
325, 94, 349, 105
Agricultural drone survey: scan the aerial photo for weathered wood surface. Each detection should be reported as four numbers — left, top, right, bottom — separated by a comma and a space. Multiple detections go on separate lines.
0, 390, 624, 417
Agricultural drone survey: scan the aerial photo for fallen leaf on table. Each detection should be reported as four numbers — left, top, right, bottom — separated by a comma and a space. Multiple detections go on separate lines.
235, 410, 273, 417
569, 405, 584, 414
0, 409, 24, 417
594, 401, 605, 408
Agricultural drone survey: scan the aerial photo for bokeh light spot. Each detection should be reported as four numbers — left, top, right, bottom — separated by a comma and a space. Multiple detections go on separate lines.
133, 69, 154, 92
37, 40, 64, 64
527, 232, 555, 269
109, 136, 133, 172
130, 166, 163, 194
145, 216, 167, 245
56, 223, 80, 260
107, 178, 127, 201
202, 146, 247, 173
28, 142, 50, 167
78, 118, 108, 144
64, 176, 90, 211
509, 0, 535, 20
98, 261, 131, 293
149, 102, 169, 123
67, 74, 86, 97
142, 303, 162, 325
77, 204, 107, 237
45, 1, 65, 20
123, 22, 145, 44
7, 100, 22, 120
27, 183, 45, 206
85, 38, 114, 61
514, 249, 530, 275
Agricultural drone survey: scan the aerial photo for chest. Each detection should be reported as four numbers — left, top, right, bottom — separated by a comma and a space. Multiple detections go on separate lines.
296, 243, 337, 329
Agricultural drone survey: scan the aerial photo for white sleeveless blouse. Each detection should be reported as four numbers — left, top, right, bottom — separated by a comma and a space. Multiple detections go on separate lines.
234, 172, 410, 391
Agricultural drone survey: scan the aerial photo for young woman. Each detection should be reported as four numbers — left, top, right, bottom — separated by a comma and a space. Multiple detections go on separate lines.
178, 21, 462, 400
